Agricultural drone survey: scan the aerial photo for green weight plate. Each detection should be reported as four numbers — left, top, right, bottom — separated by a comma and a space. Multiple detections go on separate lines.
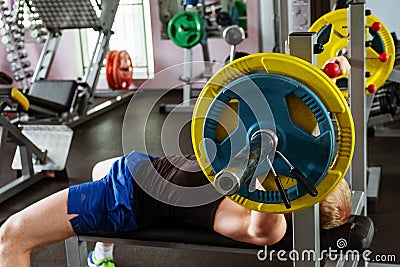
167, 11, 204, 48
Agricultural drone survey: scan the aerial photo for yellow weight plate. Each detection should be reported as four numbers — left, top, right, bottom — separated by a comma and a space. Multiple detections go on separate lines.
286, 93, 318, 134
192, 53, 355, 213
309, 8, 395, 92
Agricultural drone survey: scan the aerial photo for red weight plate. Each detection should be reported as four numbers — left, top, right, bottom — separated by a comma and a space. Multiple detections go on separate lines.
105, 50, 119, 89
113, 50, 133, 90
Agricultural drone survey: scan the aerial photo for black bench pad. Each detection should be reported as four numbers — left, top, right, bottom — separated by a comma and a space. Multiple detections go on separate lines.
79, 215, 374, 251
27, 80, 77, 112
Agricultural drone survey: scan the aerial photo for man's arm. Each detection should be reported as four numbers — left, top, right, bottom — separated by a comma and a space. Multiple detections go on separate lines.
213, 198, 287, 246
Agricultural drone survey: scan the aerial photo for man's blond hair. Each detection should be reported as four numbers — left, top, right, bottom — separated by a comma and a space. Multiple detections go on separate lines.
319, 178, 351, 229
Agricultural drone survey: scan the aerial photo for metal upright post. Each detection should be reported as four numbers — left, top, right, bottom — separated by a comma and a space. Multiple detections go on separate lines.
259, 0, 281, 52
65, 237, 87, 267
159, 47, 196, 113
182, 48, 193, 107
32, 32, 61, 82
292, 206, 320, 267
0, 126, 7, 178
278, 0, 290, 53
348, 1, 368, 216
159, 2, 208, 113
83, 0, 120, 95
289, 32, 320, 267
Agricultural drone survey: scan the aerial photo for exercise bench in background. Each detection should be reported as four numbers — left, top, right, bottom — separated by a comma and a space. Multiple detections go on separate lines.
0, 72, 73, 203
23, 0, 134, 127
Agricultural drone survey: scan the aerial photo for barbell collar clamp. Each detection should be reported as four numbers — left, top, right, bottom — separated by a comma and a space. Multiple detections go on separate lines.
276, 151, 318, 197
266, 156, 291, 209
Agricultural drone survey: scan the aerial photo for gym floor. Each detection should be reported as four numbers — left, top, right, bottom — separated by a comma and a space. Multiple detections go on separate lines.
1, 89, 399, 266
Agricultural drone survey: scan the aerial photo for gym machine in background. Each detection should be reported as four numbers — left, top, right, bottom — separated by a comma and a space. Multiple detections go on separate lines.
0, 71, 72, 204
369, 33, 400, 137
159, 0, 248, 113
29, 0, 126, 127
0, 0, 132, 127
0, 0, 123, 204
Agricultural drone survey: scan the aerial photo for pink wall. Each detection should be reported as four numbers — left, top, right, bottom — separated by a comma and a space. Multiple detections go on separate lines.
1, 0, 259, 89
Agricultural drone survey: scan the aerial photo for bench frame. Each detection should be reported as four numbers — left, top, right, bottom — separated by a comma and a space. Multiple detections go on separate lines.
65, 235, 259, 267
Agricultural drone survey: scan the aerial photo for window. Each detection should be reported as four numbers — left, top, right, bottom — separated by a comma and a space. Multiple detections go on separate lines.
82, 0, 154, 80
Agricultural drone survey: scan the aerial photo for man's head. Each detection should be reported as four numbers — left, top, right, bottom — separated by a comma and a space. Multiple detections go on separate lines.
319, 178, 352, 229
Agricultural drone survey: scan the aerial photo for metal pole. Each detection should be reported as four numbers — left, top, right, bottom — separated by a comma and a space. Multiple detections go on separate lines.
32, 32, 61, 82
348, 1, 368, 216
289, 32, 320, 267
279, 0, 290, 53
182, 48, 193, 106
84, 0, 120, 94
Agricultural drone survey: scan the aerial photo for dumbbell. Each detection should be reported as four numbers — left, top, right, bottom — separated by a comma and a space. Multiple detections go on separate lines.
16, 11, 24, 20
1, 25, 24, 39
6, 42, 24, 53
30, 20, 46, 34
0, 27, 9, 37
7, 50, 28, 62
223, 25, 245, 63
5, 41, 24, 52
31, 28, 47, 39
30, 20, 44, 29
0, 14, 11, 24
3, 13, 14, 23
1, 34, 24, 45
28, 11, 39, 20
14, 70, 33, 81
0, 3, 8, 11
10, 23, 24, 33
33, 31, 48, 43
216, 11, 231, 27
10, 60, 31, 72
1, 35, 12, 45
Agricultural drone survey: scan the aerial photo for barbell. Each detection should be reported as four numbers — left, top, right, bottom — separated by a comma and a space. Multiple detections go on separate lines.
191, 53, 355, 213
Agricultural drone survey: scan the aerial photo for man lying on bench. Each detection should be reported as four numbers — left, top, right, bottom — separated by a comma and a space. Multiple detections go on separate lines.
0, 150, 351, 267
86, 153, 352, 267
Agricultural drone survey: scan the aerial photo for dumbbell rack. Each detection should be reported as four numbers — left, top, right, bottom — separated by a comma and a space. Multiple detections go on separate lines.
0, 0, 34, 90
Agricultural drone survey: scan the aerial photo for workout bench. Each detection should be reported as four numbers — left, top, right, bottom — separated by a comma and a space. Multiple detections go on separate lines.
0, 73, 74, 203
65, 215, 374, 266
